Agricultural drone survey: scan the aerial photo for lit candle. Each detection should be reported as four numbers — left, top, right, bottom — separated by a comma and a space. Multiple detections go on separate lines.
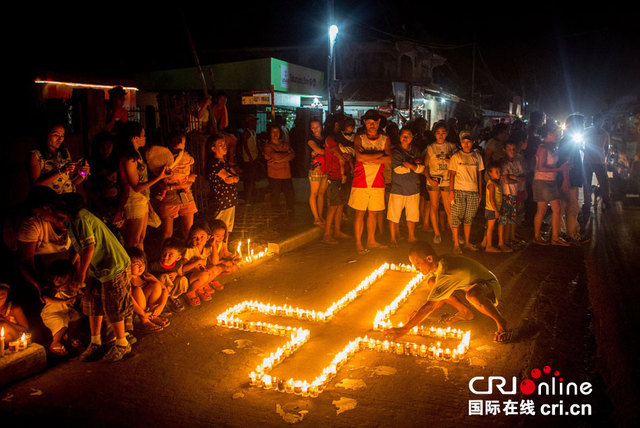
0, 327, 4, 358
237, 241, 242, 258
19, 333, 27, 350
247, 239, 251, 257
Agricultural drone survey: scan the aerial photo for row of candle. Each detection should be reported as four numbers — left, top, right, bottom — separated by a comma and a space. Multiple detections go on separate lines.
358, 336, 468, 361
249, 337, 362, 397
218, 263, 416, 326
236, 239, 270, 266
371, 271, 472, 361
247, 332, 471, 397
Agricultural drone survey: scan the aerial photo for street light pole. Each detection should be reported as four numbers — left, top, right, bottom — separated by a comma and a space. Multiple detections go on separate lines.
327, 0, 337, 115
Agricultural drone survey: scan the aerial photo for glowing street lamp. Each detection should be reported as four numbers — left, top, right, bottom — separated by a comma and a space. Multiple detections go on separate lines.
329, 25, 339, 44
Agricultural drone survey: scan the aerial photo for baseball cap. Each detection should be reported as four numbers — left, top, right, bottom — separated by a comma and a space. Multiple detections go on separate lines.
362, 109, 381, 121
459, 131, 473, 141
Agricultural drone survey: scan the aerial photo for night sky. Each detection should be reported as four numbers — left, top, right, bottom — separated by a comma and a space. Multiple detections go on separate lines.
8, 1, 640, 122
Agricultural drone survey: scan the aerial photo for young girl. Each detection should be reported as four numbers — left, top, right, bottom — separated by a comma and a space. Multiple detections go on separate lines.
533, 124, 569, 246
127, 247, 169, 333
158, 132, 198, 244
182, 222, 240, 306
449, 132, 484, 254
207, 134, 239, 233
482, 164, 506, 253
116, 122, 172, 250
307, 119, 328, 226
424, 122, 457, 244
41, 260, 84, 355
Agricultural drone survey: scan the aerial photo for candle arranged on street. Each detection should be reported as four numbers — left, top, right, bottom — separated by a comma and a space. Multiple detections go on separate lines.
235, 238, 271, 265
0, 327, 4, 358
215, 262, 472, 397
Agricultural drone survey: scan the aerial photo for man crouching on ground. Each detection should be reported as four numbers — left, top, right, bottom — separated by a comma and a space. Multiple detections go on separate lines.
384, 240, 512, 342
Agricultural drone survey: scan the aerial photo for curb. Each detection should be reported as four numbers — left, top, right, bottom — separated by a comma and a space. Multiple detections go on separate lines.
225, 226, 324, 280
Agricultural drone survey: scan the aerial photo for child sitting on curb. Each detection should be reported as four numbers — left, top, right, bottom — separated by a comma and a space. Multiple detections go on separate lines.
150, 237, 188, 313
208, 219, 241, 290
182, 223, 217, 306
41, 260, 84, 355
126, 247, 170, 333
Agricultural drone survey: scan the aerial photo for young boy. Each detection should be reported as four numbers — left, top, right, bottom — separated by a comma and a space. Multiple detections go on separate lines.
384, 240, 511, 343
40, 260, 84, 355
449, 131, 484, 254
127, 247, 170, 333
500, 140, 526, 249
150, 237, 188, 313
482, 163, 507, 252
50, 192, 133, 362
322, 121, 351, 244
387, 128, 425, 246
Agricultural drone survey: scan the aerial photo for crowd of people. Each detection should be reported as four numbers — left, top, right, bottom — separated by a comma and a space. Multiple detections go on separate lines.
1, 84, 612, 363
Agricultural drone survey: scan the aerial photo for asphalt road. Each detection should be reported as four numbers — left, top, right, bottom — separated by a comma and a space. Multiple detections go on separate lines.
0, 219, 620, 427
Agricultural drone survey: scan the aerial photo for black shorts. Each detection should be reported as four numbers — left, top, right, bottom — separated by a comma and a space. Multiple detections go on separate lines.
327, 179, 350, 206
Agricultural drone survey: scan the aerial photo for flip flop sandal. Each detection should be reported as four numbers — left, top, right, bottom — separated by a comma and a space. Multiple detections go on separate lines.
197, 287, 212, 301
493, 329, 513, 343
357, 248, 370, 255
149, 315, 170, 328
50, 345, 68, 356
139, 322, 163, 333
185, 292, 201, 306
551, 239, 570, 247
211, 280, 224, 291
533, 237, 549, 246
203, 283, 217, 294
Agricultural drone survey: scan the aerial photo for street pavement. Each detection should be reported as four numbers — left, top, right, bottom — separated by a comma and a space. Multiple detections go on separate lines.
1, 202, 622, 427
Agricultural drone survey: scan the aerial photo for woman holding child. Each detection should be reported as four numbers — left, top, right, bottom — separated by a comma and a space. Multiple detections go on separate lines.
117, 122, 172, 250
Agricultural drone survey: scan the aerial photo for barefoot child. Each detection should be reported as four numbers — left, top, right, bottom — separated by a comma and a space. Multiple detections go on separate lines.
127, 247, 169, 333
500, 140, 525, 249
449, 132, 484, 253
387, 127, 425, 246
41, 260, 84, 355
482, 163, 506, 252
322, 121, 351, 244
384, 241, 511, 343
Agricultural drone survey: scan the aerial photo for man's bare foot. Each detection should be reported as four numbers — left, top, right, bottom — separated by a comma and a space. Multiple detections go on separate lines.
367, 241, 388, 249
408, 237, 417, 243
334, 232, 350, 239
321, 235, 338, 244
440, 311, 475, 323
